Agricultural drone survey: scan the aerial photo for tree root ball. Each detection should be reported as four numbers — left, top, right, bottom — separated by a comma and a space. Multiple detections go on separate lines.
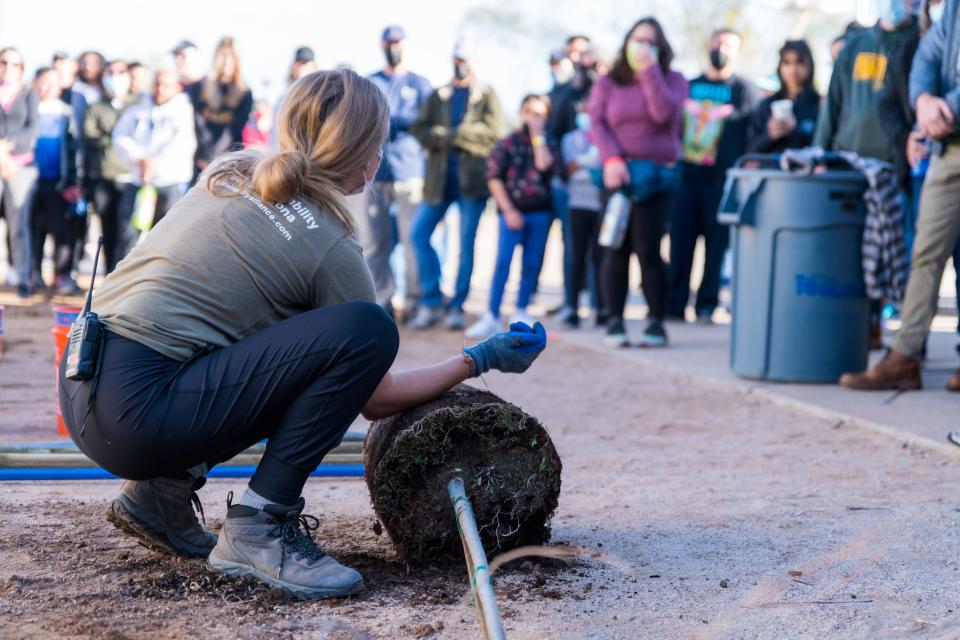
363, 385, 562, 565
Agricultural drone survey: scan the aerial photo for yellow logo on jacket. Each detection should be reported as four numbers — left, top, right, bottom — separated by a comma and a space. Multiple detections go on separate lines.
852, 52, 888, 90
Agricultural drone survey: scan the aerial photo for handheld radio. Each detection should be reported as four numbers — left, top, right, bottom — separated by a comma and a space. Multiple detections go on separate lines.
64, 237, 106, 381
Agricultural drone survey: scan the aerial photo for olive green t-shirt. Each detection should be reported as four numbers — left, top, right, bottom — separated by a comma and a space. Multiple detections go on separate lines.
93, 183, 375, 361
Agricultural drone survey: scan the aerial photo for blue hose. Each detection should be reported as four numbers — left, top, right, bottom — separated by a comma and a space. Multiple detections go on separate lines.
0, 465, 364, 481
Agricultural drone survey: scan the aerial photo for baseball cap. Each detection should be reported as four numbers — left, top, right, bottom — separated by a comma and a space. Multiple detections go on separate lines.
294, 46, 315, 63
452, 39, 474, 61
172, 40, 197, 54
382, 25, 406, 43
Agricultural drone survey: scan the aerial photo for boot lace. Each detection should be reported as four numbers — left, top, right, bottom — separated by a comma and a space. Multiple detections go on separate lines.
189, 477, 208, 525
190, 493, 206, 525
277, 512, 327, 566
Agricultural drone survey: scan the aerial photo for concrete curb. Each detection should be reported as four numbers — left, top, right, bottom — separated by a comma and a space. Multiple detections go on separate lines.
550, 330, 960, 462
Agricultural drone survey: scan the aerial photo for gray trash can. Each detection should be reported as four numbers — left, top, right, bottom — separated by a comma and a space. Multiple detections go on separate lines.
719, 155, 870, 383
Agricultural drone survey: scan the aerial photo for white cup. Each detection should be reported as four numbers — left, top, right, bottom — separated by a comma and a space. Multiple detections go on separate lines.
771, 99, 794, 121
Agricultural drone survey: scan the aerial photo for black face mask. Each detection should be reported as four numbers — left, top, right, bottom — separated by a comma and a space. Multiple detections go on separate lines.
572, 63, 597, 91
384, 43, 403, 68
709, 48, 729, 71
453, 62, 471, 81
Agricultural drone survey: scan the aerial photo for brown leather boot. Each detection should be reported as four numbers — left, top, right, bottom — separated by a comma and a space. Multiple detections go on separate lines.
947, 369, 960, 392
868, 320, 884, 351
839, 350, 922, 390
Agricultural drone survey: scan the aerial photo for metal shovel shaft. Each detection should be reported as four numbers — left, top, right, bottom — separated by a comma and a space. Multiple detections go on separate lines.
447, 476, 507, 640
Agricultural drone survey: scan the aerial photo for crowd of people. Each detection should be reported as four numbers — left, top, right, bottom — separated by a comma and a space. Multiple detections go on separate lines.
1, 0, 958, 388
0, 38, 254, 295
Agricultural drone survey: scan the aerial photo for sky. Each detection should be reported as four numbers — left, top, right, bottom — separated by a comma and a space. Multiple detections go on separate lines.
0, 0, 872, 113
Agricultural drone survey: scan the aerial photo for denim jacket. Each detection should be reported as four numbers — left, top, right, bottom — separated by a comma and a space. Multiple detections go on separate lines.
909, 1, 960, 122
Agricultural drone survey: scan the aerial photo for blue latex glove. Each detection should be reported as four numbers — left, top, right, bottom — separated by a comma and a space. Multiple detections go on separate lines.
464, 322, 547, 377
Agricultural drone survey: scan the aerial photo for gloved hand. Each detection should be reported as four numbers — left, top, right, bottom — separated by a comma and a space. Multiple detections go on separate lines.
464, 322, 547, 377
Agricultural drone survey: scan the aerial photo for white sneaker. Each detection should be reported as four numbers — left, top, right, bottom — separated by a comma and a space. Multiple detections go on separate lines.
465, 312, 503, 340
445, 309, 465, 331
408, 305, 444, 331
510, 309, 537, 328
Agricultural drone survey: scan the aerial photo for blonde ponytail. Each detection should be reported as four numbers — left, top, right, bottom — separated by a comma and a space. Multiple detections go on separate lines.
202, 69, 390, 233
252, 150, 309, 204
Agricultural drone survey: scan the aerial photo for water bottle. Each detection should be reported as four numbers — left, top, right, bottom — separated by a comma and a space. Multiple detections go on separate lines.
598, 191, 631, 249
70, 196, 88, 218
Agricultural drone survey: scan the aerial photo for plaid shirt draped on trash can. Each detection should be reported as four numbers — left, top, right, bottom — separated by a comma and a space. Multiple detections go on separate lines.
837, 152, 909, 304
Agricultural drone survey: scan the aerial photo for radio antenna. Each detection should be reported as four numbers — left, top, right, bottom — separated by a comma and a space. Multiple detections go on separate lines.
81, 236, 104, 315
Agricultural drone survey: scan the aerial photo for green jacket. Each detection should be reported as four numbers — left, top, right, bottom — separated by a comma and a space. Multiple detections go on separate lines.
814, 21, 918, 162
84, 96, 139, 181
411, 81, 505, 204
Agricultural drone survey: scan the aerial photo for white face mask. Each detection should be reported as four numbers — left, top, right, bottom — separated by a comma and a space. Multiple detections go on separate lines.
349, 150, 382, 196
929, 1, 945, 24
103, 73, 130, 98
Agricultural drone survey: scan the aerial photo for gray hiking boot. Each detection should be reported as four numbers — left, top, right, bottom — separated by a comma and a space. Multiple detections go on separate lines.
107, 476, 217, 558
207, 494, 363, 600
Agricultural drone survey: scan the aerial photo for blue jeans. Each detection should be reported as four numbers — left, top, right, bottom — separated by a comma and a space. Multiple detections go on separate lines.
411, 197, 486, 311
551, 180, 576, 308
488, 211, 553, 318
2, 165, 38, 288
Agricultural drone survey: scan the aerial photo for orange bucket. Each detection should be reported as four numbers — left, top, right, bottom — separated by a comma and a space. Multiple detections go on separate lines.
52, 305, 82, 435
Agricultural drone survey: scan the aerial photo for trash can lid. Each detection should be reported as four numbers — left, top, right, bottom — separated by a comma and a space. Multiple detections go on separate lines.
725, 167, 867, 184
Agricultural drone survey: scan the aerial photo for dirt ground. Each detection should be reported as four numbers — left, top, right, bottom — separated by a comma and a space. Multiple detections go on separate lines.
2, 299, 960, 639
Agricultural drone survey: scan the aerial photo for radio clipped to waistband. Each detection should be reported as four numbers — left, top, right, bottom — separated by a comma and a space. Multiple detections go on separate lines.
65, 237, 106, 381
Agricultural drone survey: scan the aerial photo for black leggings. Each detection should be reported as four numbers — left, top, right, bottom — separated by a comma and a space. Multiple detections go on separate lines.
59, 302, 399, 504
600, 191, 672, 322
569, 208, 603, 314
91, 179, 136, 273
31, 180, 77, 280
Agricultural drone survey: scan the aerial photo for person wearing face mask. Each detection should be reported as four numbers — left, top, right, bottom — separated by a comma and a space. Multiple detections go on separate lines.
547, 37, 600, 325
841, 0, 960, 392
113, 69, 197, 231
667, 27, 760, 325
59, 70, 547, 598
29, 67, 81, 295
877, 0, 945, 257
549, 50, 574, 90
0, 47, 39, 297
84, 60, 141, 272
560, 100, 604, 328
547, 44, 599, 149
591, 17, 688, 347
348, 25, 433, 323
815, 0, 919, 350
814, 0, 918, 163
465, 94, 558, 338
409, 40, 505, 331
748, 40, 820, 154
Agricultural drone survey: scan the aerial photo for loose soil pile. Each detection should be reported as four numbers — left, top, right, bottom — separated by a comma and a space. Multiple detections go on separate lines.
364, 385, 562, 565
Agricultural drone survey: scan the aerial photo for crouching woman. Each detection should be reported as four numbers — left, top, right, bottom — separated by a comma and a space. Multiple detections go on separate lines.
58, 69, 547, 599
